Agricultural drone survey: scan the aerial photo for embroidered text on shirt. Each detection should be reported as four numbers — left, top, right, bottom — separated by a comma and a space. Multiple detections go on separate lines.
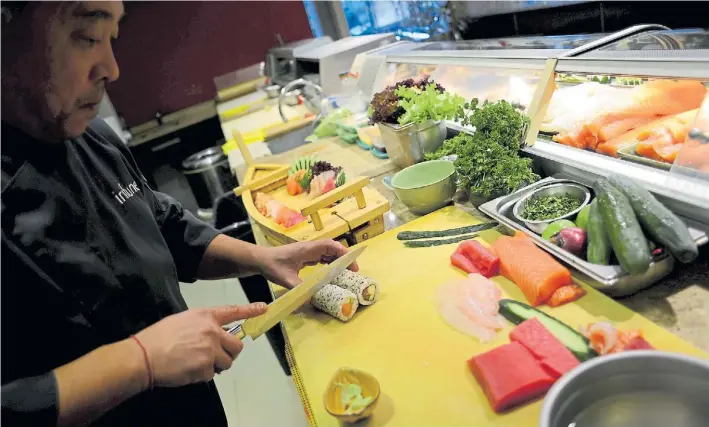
114, 181, 140, 205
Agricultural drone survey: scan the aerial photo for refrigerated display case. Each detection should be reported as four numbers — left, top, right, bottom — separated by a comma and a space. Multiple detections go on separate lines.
363, 25, 709, 227
358, 24, 709, 295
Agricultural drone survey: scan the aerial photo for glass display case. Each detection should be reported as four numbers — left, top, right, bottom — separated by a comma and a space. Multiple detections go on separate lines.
414, 33, 606, 51
363, 25, 709, 226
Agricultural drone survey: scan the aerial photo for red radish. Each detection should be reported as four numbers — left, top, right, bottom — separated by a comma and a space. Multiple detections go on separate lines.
550, 227, 587, 257
450, 252, 480, 275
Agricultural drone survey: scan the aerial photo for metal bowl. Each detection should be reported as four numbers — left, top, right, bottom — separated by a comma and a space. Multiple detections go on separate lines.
513, 183, 591, 234
540, 351, 709, 427
391, 160, 457, 215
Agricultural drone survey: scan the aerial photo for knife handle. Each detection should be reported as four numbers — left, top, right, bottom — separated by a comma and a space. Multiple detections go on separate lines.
226, 323, 247, 340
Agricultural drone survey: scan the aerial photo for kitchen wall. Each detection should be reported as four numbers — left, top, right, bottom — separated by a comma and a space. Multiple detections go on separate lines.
108, 1, 312, 127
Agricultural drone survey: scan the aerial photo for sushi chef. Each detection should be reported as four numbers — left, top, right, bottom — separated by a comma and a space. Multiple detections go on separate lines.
1, 2, 357, 426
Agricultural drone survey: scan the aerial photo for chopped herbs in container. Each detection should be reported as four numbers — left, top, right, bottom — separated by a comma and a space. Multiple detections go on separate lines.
521, 194, 583, 221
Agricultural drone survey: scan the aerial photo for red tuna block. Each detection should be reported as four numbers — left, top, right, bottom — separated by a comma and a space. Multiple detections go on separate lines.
510, 318, 580, 378
468, 342, 555, 413
458, 240, 500, 278
450, 252, 480, 275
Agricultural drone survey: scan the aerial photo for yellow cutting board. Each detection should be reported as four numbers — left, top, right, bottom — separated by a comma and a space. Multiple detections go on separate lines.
282, 205, 707, 427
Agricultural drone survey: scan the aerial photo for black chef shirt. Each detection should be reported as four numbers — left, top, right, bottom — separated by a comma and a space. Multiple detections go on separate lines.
1, 118, 228, 426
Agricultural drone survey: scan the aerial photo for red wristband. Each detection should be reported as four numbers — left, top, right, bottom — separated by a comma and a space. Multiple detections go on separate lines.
131, 335, 154, 390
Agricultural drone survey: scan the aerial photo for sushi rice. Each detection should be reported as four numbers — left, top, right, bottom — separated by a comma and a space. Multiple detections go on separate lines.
312, 284, 359, 322
331, 270, 378, 306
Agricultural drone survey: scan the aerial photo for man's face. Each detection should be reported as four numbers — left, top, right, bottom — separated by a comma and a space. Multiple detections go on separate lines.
6, 1, 124, 139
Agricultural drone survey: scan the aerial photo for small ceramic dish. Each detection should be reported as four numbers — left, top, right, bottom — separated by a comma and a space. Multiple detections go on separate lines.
323, 368, 380, 423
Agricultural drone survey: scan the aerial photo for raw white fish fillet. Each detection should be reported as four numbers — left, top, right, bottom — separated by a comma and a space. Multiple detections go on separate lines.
310, 170, 336, 197
541, 82, 624, 134
436, 274, 507, 342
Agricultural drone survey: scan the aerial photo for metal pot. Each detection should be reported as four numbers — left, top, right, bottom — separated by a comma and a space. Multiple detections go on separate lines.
540, 351, 709, 427
182, 147, 238, 213
388, 160, 457, 215
377, 120, 446, 169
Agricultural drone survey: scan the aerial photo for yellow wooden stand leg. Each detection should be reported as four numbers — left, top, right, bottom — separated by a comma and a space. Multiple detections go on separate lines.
355, 190, 367, 209
233, 130, 255, 167
310, 212, 324, 231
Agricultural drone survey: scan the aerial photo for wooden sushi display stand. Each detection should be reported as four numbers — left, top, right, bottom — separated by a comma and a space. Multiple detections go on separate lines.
232, 131, 392, 247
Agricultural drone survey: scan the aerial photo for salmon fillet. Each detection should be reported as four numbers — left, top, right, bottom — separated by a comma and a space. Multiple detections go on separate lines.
596, 109, 699, 157
674, 140, 709, 170
491, 234, 572, 306
653, 143, 684, 163
554, 80, 706, 150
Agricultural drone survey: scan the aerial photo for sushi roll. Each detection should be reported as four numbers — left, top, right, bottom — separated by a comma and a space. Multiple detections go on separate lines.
332, 270, 378, 306
312, 284, 359, 322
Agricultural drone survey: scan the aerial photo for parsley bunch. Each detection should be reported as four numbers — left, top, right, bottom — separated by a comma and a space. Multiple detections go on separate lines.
458, 99, 528, 153
428, 99, 538, 198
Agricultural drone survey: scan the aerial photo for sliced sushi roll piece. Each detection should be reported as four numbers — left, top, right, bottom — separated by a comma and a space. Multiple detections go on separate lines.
312, 284, 359, 322
331, 270, 378, 306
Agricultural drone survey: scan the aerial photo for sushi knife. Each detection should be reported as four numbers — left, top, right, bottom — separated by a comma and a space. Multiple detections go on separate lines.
227, 245, 366, 341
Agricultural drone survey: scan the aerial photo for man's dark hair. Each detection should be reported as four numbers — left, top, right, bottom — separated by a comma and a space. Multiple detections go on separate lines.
1, 1, 29, 22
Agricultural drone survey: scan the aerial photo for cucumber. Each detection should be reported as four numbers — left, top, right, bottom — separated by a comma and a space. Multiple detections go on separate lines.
594, 179, 651, 275
289, 156, 317, 176
335, 170, 346, 187
396, 222, 498, 240
402, 234, 481, 248
586, 200, 611, 265
608, 175, 698, 264
499, 299, 597, 362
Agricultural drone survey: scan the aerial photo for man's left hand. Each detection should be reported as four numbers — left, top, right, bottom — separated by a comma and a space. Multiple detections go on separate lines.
256, 240, 359, 289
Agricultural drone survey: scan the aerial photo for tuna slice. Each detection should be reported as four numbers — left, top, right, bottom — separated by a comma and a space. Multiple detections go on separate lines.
510, 318, 580, 378
468, 342, 556, 413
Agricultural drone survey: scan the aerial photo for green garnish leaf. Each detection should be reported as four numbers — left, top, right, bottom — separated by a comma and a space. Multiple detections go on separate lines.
395, 83, 466, 126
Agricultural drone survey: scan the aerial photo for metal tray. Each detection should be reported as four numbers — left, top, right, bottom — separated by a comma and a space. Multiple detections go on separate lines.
479, 177, 708, 297
617, 143, 672, 171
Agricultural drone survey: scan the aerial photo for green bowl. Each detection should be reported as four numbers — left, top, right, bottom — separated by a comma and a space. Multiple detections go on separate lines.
391, 160, 457, 215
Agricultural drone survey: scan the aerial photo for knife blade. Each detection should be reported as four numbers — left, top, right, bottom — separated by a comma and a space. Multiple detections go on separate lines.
228, 245, 366, 340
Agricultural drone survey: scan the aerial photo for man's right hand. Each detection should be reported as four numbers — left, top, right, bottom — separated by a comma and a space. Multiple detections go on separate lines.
135, 303, 268, 387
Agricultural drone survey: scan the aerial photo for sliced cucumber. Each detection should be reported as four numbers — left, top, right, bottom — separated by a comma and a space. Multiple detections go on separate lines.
499, 299, 597, 362
289, 156, 317, 176
336, 170, 346, 187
